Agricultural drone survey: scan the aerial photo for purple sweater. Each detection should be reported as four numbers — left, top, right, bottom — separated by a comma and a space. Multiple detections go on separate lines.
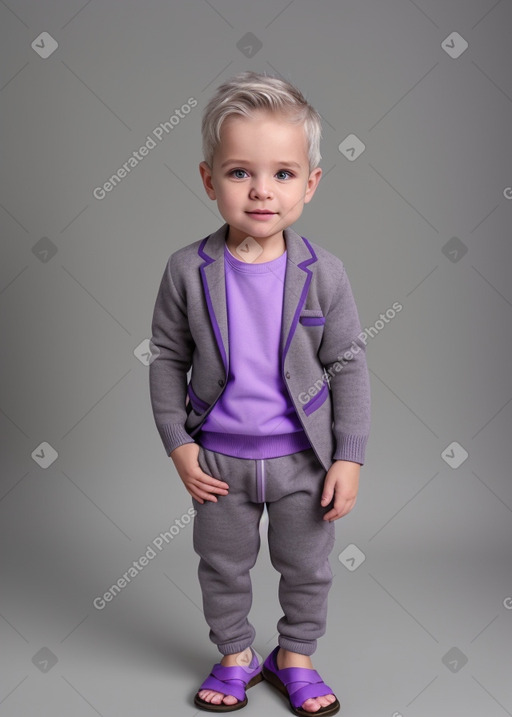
197, 244, 312, 458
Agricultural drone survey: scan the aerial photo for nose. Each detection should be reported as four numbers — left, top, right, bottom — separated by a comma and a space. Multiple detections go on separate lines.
249, 177, 273, 200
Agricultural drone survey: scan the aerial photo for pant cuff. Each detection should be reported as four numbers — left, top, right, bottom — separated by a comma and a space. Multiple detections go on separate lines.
278, 636, 317, 656
217, 639, 254, 656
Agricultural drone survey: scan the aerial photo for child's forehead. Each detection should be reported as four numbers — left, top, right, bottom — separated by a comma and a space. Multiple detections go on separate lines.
217, 110, 308, 153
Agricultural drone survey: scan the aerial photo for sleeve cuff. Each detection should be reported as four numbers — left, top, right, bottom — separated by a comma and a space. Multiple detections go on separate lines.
157, 423, 196, 457
332, 433, 368, 466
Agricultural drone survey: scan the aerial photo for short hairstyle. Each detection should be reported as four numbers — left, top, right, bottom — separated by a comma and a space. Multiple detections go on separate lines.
201, 71, 322, 172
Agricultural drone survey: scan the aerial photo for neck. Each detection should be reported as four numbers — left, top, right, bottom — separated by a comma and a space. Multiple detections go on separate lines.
227, 232, 286, 264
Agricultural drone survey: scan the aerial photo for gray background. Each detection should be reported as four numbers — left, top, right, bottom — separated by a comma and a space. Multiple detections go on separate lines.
1, 1, 511, 715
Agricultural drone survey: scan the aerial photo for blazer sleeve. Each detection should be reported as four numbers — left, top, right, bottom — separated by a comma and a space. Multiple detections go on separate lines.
317, 263, 371, 465
149, 256, 196, 457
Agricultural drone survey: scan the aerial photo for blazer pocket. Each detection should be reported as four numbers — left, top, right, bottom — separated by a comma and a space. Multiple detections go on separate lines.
302, 381, 329, 416
299, 309, 325, 327
187, 383, 210, 414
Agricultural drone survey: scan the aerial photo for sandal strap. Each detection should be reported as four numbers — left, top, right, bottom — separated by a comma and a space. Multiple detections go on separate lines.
289, 680, 334, 710
276, 666, 323, 686
199, 672, 245, 703
198, 659, 261, 703
267, 656, 335, 711
212, 663, 258, 684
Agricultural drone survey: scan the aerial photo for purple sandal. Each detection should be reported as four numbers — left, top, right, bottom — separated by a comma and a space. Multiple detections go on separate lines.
194, 647, 263, 712
262, 647, 340, 716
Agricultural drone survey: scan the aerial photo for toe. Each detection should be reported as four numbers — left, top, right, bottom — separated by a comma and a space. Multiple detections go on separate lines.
319, 694, 336, 705
198, 689, 239, 706
222, 694, 239, 705
302, 697, 321, 713
301, 694, 336, 712
199, 689, 220, 704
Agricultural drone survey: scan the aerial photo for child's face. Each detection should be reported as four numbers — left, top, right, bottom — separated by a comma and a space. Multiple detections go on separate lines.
199, 110, 322, 247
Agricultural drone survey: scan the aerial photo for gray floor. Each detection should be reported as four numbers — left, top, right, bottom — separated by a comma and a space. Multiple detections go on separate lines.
1, 461, 511, 716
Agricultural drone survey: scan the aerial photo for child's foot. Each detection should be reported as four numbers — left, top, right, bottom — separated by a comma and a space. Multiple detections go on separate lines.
276, 648, 337, 714
197, 647, 253, 707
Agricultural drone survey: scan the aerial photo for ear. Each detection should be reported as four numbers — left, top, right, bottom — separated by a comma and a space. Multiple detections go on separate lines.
199, 161, 217, 200
303, 167, 322, 204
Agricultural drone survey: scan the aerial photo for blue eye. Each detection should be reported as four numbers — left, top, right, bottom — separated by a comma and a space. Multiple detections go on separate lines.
230, 169, 248, 179
276, 170, 293, 180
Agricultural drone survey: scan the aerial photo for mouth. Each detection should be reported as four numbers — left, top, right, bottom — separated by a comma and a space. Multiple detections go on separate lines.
246, 210, 276, 215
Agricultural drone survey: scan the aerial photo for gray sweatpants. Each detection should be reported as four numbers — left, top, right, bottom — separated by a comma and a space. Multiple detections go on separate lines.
192, 445, 335, 657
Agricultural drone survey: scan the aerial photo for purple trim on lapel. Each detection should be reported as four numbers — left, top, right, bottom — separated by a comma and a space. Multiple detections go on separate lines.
198, 237, 228, 372
282, 236, 318, 362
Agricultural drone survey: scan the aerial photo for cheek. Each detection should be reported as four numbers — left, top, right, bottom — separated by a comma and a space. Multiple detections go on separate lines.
285, 191, 306, 211
217, 193, 235, 210
218, 185, 243, 205
283, 183, 306, 200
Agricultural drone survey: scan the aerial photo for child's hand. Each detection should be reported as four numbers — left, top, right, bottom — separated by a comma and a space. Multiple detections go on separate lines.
320, 460, 360, 521
170, 443, 229, 504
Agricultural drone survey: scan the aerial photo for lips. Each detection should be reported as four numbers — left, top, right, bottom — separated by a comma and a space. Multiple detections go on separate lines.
247, 210, 275, 215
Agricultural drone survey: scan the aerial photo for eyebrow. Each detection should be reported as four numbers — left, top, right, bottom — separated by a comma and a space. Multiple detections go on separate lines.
220, 159, 303, 169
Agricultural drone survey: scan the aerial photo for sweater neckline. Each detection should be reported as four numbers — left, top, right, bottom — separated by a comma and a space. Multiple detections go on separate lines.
224, 243, 287, 273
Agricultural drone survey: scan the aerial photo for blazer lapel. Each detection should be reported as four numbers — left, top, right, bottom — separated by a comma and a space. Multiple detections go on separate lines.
280, 226, 318, 368
198, 223, 318, 375
198, 224, 230, 373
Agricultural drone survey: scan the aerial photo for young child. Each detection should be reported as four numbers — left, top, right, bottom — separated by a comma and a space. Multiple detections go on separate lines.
149, 71, 370, 715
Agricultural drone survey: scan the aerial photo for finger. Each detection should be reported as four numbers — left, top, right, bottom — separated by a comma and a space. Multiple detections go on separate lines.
320, 475, 336, 505
193, 484, 221, 503
211, 478, 230, 490
202, 492, 219, 503
321, 491, 333, 506
199, 471, 229, 490
320, 484, 334, 505
323, 501, 349, 521
331, 498, 356, 520
188, 488, 205, 504
199, 479, 229, 494
196, 476, 231, 499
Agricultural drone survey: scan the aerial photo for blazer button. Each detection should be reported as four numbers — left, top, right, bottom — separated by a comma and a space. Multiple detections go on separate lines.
218, 379, 225, 387
285, 372, 291, 379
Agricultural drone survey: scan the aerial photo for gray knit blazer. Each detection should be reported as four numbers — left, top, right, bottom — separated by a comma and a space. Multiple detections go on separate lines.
149, 223, 370, 471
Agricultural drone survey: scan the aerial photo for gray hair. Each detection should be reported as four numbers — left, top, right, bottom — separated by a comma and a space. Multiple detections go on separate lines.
201, 71, 322, 172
